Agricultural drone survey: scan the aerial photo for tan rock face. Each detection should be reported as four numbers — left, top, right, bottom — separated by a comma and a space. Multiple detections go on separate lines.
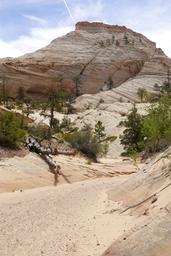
103, 146, 171, 256
0, 21, 169, 98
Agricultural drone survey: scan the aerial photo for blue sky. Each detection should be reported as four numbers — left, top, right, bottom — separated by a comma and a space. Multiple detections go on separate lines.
0, 0, 171, 57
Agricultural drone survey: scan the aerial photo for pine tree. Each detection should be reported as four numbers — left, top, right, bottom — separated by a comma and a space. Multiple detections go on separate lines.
120, 104, 144, 154
17, 87, 25, 101
94, 121, 106, 143
124, 34, 129, 44
116, 40, 120, 46
73, 76, 81, 97
137, 88, 148, 102
0, 75, 8, 105
44, 86, 70, 129
154, 70, 171, 95
107, 76, 114, 90
0, 112, 26, 148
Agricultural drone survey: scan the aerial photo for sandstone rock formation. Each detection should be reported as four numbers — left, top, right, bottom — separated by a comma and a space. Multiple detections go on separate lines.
1, 22, 171, 256
1, 145, 171, 256
0, 21, 170, 100
102, 146, 171, 256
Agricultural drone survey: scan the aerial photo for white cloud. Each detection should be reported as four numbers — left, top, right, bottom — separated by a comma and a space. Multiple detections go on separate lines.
142, 29, 171, 57
0, 24, 74, 58
0, 0, 60, 9
23, 14, 47, 25
0, 0, 105, 58
0, 40, 22, 58
0, 0, 171, 58
73, 0, 104, 21
115, 1, 171, 57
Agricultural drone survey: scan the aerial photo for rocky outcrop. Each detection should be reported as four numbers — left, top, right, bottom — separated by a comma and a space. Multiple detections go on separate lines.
74, 51, 171, 110
0, 21, 169, 99
103, 146, 171, 256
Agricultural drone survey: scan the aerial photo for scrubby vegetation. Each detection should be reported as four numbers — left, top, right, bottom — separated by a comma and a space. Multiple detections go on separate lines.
143, 96, 171, 153
0, 112, 26, 148
64, 125, 105, 161
5, 74, 171, 162
120, 95, 171, 156
106, 76, 114, 90
137, 88, 149, 102
64, 122, 115, 161
27, 125, 51, 141
154, 70, 171, 96
120, 104, 144, 154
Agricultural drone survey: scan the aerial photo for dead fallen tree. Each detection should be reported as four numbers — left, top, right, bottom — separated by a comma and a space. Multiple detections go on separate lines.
26, 136, 76, 185
26, 136, 61, 178
56, 148, 77, 156
39, 137, 77, 156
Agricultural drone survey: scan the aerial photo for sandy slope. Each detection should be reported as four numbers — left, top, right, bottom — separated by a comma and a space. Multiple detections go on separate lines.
0, 153, 138, 193
102, 146, 171, 256
1, 148, 171, 256
0, 177, 139, 256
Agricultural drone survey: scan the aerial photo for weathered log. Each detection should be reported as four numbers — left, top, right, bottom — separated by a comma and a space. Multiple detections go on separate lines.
26, 136, 51, 155
57, 149, 77, 156
26, 136, 73, 185
26, 136, 60, 175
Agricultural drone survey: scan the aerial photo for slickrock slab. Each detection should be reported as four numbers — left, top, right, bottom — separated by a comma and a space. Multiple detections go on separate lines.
0, 22, 170, 99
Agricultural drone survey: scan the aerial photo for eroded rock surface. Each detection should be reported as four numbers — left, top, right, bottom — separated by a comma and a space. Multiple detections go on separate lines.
0, 21, 170, 99
103, 147, 171, 256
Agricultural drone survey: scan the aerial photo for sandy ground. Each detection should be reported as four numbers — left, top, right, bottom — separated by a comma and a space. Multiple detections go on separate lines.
1, 147, 171, 256
0, 152, 141, 256
0, 153, 138, 193
102, 147, 171, 256
0, 153, 54, 193
0, 150, 144, 256
0, 177, 140, 256
1, 153, 171, 256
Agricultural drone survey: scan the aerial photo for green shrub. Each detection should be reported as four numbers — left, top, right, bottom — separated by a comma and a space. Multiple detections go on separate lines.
0, 112, 26, 148
154, 70, 171, 96
143, 96, 171, 152
64, 124, 108, 161
120, 96, 171, 155
94, 121, 106, 142
28, 125, 51, 141
52, 116, 76, 135
120, 104, 145, 154
137, 88, 149, 102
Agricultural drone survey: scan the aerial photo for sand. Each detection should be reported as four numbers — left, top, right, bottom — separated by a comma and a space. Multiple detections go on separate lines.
0, 177, 139, 256
0, 153, 138, 193
0, 152, 140, 256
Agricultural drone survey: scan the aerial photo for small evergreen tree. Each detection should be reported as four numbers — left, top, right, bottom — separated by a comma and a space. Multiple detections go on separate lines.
137, 88, 148, 102
44, 86, 69, 129
0, 76, 8, 105
124, 34, 129, 44
120, 104, 144, 154
107, 76, 114, 90
120, 95, 171, 155
28, 124, 51, 141
99, 40, 105, 48
116, 40, 120, 46
17, 87, 25, 101
94, 121, 106, 143
112, 35, 115, 44
163, 69, 171, 94
73, 76, 81, 97
154, 70, 171, 95
0, 112, 26, 148
64, 123, 110, 162
143, 96, 171, 152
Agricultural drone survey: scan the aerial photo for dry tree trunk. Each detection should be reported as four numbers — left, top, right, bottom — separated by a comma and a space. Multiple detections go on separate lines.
26, 136, 61, 185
